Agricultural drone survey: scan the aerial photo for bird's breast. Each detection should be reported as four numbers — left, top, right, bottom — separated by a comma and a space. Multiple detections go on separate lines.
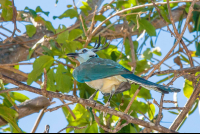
85, 75, 127, 93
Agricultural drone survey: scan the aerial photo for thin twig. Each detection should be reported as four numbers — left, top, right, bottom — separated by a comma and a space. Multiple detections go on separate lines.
44, 102, 74, 112
72, 0, 77, 11
115, 86, 142, 129
59, 99, 76, 120
91, 0, 195, 37
87, 6, 97, 35
42, 68, 48, 97
153, 99, 184, 110
163, 100, 177, 103
31, 108, 47, 133
92, 109, 129, 133
0, 63, 33, 66
6, 92, 19, 111
58, 125, 87, 133
10, 0, 20, 41
166, 0, 194, 67
138, 110, 151, 122
79, 14, 88, 37
43, 125, 50, 133
155, 94, 164, 125
83, 7, 98, 48
152, 66, 200, 76
73, 80, 77, 97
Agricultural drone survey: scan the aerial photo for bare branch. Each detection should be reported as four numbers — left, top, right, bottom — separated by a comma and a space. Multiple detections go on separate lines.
170, 80, 200, 130
152, 66, 200, 76
58, 125, 87, 133
44, 102, 74, 113
31, 108, 47, 133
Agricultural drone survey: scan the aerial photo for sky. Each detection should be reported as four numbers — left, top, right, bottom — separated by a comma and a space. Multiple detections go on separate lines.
0, 0, 200, 133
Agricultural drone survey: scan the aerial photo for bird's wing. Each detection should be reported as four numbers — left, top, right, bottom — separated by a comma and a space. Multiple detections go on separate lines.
73, 58, 131, 83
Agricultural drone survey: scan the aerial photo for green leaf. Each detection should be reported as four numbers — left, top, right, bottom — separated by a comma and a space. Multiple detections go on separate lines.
46, 69, 57, 92
138, 19, 156, 36
35, 6, 49, 16
129, 84, 152, 100
1, 0, 13, 21
157, 74, 174, 84
183, 79, 193, 99
53, 9, 78, 19
67, 5, 72, 8
80, 1, 92, 16
64, 41, 83, 53
94, 15, 111, 26
180, 54, 190, 64
196, 43, 200, 56
27, 55, 54, 85
135, 59, 150, 75
148, 103, 155, 120
62, 103, 90, 133
45, 21, 55, 33
85, 122, 98, 133
130, 100, 149, 117
24, 7, 37, 17
9, 92, 29, 103
168, 111, 179, 115
68, 29, 83, 41
49, 40, 63, 57
150, 38, 154, 48
55, 64, 72, 93
78, 82, 98, 100
143, 48, 152, 60
160, 9, 170, 23
0, 105, 22, 133
56, 25, 69, 44
152, 47, 162, 56
124, 39, 138, 57
25, 25, 37, 37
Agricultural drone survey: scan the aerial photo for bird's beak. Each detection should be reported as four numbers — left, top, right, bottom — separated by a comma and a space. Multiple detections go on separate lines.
66, 53, 79, 58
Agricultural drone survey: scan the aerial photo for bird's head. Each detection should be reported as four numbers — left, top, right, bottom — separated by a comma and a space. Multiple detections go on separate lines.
67, 36, 110, 64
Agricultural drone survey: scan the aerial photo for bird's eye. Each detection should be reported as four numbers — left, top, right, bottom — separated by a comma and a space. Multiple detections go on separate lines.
82, 49, 87, 53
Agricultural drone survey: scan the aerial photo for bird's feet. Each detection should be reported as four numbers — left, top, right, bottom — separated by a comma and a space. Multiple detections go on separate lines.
85, 99, 96, 110
100, 101, 111, 117
104, 101, 110, 107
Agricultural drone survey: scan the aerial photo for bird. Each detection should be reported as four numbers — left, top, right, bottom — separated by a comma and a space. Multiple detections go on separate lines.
67, 36, 181, 107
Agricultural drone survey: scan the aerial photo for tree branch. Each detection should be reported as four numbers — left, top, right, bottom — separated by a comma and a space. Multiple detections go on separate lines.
169, 80, 200, 131
0, 73, 176, 133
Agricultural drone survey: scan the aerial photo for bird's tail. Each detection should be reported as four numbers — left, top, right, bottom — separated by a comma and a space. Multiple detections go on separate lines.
121, 74, 181, 94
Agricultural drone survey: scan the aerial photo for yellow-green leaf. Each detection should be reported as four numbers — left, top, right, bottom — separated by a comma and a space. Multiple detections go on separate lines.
183, 79, 193, 98
148, 103, 156, 120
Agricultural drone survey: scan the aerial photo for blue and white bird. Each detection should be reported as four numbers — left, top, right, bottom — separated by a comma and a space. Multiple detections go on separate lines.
67, 36, 181, 107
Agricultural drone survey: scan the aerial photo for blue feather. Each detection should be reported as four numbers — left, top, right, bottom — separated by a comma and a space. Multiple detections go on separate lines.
122, 74, 180, 93
73, 57, 181, 94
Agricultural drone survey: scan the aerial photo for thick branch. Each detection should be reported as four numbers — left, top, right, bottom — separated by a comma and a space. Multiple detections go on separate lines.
0, 74, 176, 133
170, 81, 200, 130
